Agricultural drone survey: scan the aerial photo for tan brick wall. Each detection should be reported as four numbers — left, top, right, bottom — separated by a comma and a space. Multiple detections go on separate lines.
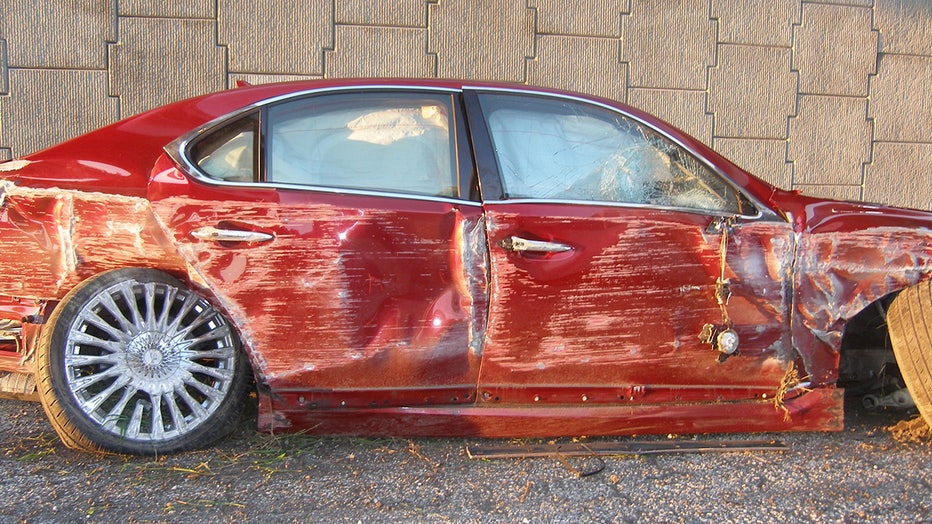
0, 0, 929, 210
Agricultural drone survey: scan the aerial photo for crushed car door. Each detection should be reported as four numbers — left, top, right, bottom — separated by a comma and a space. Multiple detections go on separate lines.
467, 90, 796, 406
148, 90, 487, 410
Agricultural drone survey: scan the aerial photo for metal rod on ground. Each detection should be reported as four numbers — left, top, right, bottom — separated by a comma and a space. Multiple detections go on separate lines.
466, 439, 787, 459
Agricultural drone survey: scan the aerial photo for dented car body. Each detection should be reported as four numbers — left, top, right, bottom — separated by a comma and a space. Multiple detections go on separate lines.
0, 79, 930, 454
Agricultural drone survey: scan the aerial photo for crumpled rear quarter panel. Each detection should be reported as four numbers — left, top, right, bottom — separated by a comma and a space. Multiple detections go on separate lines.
0, 181, 186, 300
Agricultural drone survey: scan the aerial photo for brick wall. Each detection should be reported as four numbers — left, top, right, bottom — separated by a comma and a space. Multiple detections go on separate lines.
0, 0, 929, 209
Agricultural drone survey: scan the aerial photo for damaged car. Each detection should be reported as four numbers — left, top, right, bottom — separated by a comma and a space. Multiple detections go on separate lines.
0, 79, 929, 454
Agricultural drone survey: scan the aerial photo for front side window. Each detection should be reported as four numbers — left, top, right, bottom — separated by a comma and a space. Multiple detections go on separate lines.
266, 92, 459, 198
478, 93, 754, 215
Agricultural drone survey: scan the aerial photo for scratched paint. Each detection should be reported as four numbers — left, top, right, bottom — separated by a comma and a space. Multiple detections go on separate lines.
0, 77, 929, 439
0, 181, 189, 373
0, 173, 848, 435
477, 203, 793, 404
147, 162, 486, 422
0, 172, 911, 435
0, 181, 186, 300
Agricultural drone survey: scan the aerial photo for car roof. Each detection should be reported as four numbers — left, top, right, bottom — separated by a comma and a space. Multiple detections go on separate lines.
11, 78, 778, 207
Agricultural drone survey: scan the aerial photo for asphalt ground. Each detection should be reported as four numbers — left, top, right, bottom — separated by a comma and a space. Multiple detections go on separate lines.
0, 396, 930, 523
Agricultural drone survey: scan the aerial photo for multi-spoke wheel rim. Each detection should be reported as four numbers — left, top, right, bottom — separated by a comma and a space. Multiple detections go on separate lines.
63, 279, 237, 442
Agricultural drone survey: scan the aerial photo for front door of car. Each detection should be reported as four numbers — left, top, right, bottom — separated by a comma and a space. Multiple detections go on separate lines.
468, 91, 795, 406
148, 90, 487, 410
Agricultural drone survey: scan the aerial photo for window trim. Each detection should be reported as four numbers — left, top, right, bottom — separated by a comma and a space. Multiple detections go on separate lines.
263, 91, 461, 198
165, 85, 480, 206
187, 110, 260, 183
466, 87, 769, 221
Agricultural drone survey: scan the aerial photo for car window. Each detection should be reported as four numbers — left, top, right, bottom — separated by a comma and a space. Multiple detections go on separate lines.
267, 92, 459, 198
478, 93, 754, 215
189, 112, 258, 182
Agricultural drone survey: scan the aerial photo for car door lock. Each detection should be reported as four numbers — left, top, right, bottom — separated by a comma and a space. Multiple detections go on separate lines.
699, 323, 740, 362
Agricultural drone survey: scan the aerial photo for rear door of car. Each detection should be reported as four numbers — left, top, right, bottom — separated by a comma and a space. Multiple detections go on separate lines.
465, 89, 796, 407
148, 88, 488, 410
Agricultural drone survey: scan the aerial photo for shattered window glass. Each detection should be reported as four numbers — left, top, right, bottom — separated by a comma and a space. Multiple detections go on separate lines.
478, 93, 753, 215
266, 92, 458, 198
190, 112, 258, 182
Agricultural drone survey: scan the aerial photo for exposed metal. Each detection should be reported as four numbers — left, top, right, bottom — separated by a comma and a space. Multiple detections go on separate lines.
190, 226, 275, 243
862, 388, 915, 410
498, 236, 573, 253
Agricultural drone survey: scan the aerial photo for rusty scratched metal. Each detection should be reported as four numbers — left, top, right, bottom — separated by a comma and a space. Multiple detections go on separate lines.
0, 181, 186, 300
792, 227, 932, 385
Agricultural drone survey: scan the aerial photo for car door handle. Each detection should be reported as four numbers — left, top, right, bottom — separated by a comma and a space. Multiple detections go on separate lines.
190, 226, 274, 243
499, 236, 572, 253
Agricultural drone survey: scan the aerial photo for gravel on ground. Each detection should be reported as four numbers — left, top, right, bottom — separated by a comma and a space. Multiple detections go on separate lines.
0, 397, 930, 523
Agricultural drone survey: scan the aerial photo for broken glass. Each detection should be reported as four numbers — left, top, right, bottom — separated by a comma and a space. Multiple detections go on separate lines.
479, 93, 750, 215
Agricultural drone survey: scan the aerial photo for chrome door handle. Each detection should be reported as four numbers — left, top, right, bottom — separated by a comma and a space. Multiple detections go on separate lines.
190, 226, 274, 243
499, 236, 572, 253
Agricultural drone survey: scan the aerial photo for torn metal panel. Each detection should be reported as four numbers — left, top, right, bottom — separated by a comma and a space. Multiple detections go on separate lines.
720, 220, 796, 361
793, 226, 932, 385
263, 387, 843, 437
458, 215, 490, 358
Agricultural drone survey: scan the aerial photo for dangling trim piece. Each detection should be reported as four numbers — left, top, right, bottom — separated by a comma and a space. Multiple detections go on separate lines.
700, 216, 740, 361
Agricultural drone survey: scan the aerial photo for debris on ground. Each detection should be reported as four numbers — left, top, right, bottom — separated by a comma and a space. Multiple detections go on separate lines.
888, 415, 932, 444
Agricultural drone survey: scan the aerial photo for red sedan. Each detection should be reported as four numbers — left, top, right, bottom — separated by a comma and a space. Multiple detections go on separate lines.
0, 79, 929, 454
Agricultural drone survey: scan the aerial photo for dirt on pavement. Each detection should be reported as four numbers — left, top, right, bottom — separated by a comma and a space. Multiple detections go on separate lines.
1, 396, 930, 523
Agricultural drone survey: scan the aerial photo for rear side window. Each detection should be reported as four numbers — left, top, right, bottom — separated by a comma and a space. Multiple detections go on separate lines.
266, 92, 459, 198
189, 112, 258, 183
478, 93, 755, 215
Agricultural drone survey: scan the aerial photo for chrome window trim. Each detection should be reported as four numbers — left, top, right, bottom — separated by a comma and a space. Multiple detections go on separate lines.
164, 84, 472, 204
463, 85, 770, 221
165, 82, 774, 219
193, 179, 482, 207
483, 198, 768, 221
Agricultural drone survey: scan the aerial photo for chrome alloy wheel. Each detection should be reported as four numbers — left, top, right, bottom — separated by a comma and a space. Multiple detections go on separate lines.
62, 279, 237, 442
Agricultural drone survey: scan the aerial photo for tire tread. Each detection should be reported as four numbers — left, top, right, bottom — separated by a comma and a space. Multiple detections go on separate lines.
887, 280, 932, 423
